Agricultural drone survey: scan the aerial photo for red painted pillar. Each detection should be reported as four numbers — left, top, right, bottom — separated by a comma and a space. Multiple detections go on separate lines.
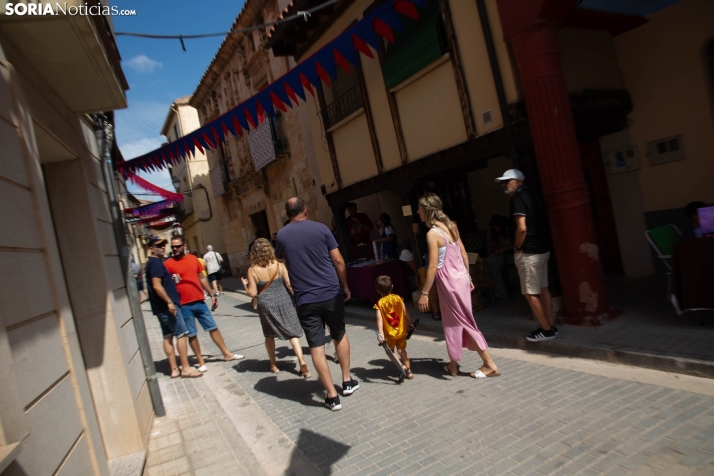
496, 0, 610, 324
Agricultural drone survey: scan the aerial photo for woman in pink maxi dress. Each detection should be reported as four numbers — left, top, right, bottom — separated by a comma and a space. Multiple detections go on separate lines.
417, 193, 500, 378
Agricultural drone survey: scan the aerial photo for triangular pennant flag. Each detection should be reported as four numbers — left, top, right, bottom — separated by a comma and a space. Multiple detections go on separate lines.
285, 73, 307, 101
352, 34, 374, 58
270, 83, 293, 109
315, 62, 331, 86
394, 0, 419, 20
256, 101, 266, 124
285, 82, 299, 105
381, 8, 405, 35
244, 108, 257, 129
333, 48, 351, 73
373, 18, 395, 44
212, 126, 222, 146
192, 136, 205, 155
232, 114, 244, 135
271, 91, 288, 112
299, 73, 314, 97
202, 131, 215, 149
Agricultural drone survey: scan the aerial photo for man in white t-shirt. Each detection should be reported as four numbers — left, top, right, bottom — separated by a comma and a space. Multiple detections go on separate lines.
203, 245, 224, 296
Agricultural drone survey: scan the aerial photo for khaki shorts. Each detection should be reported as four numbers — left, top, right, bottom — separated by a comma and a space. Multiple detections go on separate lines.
514, 251, 550, 295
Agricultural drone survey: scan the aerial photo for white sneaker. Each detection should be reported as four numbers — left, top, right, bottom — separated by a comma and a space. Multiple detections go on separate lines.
195, 365, 208, 373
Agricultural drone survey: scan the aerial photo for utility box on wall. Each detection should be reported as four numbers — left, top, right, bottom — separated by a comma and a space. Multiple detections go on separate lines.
646, 135, 685, 166
604, 146, 640, 174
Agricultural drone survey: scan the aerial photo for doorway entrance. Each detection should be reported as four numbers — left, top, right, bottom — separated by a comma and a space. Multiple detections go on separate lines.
250, 210, 271, 240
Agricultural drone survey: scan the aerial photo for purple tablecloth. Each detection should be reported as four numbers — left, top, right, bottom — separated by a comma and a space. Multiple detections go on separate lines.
346, 260, 410, 305
671, 238, 714, 314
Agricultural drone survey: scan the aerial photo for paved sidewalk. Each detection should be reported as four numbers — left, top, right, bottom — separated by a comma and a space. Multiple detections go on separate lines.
142, 288, 714, 475
223, 276, 714, 378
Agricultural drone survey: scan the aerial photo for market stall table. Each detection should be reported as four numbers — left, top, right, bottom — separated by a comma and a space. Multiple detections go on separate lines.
346, 260, 410, 305
671, 238, 714, 314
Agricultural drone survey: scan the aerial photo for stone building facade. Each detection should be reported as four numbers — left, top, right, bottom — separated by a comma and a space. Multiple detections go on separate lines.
0, 6, 156, 475
189, 0, 331, 275
161, 97, 227, 259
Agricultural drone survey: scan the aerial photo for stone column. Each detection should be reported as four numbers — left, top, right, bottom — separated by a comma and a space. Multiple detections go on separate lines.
497, 0, 610, 324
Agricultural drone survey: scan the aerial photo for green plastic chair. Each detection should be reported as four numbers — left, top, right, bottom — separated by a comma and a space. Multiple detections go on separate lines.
645, 224, 681, 301
645, 224, 681, 271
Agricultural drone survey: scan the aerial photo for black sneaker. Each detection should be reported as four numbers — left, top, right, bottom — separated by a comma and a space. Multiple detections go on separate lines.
342, 379, 360, 396
537, 324, 559, 335
325, 395, 342, 411
526, 327, 556, 342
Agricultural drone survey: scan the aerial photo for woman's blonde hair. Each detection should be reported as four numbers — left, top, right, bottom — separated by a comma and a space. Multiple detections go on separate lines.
418, 192, 459, 242
249, 238, 276, 268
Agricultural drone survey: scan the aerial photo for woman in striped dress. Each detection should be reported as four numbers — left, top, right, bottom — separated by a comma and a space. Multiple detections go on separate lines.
242, 238, 311, 377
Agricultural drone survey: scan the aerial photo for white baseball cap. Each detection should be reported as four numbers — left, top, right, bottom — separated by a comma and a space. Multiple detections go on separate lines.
495, 169, 525, 182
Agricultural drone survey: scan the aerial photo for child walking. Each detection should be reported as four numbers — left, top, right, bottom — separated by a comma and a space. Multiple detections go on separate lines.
374, 275, 414, 379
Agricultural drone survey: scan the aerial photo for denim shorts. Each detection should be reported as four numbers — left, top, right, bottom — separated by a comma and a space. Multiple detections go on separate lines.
156, 305, 189, 338
207, 272, 221, 282
181, 300, 218, 337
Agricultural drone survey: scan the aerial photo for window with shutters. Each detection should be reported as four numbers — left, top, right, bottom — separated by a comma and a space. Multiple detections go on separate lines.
381, 0, 447, 90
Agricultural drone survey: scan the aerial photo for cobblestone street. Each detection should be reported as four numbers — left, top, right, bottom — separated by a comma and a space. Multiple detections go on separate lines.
143, 290, 714, 476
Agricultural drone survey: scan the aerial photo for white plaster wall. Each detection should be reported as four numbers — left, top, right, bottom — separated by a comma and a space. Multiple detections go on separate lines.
599, 130, 655, 277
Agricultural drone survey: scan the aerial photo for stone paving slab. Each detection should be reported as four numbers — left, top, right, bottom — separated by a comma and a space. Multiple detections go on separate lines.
199, 289, 714, 475
223, 276, 714, 378
143, 309, 267, 476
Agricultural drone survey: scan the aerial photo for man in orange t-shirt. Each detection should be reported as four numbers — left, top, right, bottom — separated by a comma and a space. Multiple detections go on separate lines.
164, 236, 243, 371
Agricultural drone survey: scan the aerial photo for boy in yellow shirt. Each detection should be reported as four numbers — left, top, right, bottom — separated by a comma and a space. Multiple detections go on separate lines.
374, 275, 414, 379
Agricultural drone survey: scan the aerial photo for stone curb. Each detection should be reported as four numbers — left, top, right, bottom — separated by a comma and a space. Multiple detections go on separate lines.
340, 308, 714, 381
222, 283, 714, 380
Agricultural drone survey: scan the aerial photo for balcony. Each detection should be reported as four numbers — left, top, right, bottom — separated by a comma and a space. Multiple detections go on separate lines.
323, 85, 364, 129
248, 115, 289, 171
0, 0, 128, 113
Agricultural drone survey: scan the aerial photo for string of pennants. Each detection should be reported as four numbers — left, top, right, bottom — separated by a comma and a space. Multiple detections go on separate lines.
117, 0, 425, 177
127, 209, 177, 225
126, 170, 185, 202
124, 199, 179, 218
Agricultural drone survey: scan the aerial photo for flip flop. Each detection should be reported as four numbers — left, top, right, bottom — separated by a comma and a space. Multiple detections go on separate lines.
471, 370, 501, 378
443, 365, 458, 377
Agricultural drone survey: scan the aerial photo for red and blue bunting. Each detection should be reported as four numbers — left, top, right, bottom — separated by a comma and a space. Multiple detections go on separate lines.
126, 170, 184, 202
126, 209, 177, 225
117, 0, 425, 177
124, 199, 179, 217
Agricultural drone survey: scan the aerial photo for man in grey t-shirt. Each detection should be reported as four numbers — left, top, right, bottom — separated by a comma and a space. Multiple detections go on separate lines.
276, 197, 358, 411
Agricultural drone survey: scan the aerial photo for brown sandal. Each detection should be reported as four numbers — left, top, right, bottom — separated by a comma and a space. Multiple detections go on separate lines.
443, 365, 458, 377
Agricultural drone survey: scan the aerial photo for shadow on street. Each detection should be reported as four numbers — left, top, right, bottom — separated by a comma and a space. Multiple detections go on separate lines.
286, 428, 351, 476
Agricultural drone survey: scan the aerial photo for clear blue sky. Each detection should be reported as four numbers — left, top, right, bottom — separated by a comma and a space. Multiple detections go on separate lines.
112, 0, 245, 196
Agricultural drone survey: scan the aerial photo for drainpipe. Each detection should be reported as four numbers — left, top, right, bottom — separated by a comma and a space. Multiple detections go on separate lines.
476, 0, 518, 166
95, 113, 166, 417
